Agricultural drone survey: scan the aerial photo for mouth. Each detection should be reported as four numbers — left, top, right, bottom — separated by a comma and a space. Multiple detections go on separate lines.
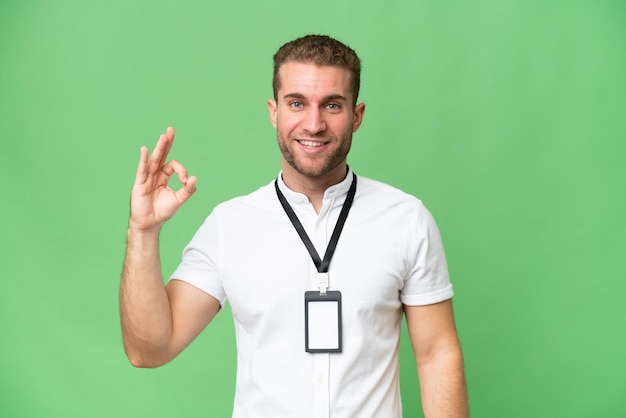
297, 139, 327, 148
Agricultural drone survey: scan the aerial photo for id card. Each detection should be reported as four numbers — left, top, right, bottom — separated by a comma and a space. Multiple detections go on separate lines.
304, 290, 342, 353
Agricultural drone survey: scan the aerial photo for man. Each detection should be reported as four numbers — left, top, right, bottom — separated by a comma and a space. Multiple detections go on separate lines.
120, 34, 468, 417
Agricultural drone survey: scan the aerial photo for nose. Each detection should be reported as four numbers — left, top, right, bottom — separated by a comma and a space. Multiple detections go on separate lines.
303, 108, 326, 135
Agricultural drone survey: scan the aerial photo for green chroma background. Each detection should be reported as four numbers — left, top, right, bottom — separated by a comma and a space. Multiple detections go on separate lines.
1, 0, 625, 416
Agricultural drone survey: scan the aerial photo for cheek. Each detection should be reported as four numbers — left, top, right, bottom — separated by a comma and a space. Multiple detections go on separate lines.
332, 118, 354, 135
277, 115, 299, 134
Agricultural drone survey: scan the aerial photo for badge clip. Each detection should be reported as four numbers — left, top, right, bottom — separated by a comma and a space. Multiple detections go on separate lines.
317, 272, 329, 295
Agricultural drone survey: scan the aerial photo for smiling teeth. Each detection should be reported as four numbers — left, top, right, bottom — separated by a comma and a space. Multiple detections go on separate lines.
300, 140, 323, 147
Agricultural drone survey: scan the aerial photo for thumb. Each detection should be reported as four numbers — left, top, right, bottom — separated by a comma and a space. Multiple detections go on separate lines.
175, 175, 197, 206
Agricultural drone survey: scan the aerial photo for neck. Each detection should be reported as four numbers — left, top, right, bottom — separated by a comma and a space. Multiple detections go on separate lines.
281, 163, 348, 214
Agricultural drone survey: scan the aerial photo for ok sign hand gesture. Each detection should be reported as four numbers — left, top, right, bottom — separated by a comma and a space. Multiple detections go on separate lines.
129, 127, 197, 233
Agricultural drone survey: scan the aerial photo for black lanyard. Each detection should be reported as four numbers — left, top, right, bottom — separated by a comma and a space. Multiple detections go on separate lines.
274, 173, 357, 273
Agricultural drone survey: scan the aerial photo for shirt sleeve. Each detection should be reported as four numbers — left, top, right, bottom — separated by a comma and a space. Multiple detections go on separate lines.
400, 203, 454, 306
169, 211, 227, 307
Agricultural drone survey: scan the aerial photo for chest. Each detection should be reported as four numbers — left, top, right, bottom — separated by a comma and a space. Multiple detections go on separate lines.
218, 209, 412, 332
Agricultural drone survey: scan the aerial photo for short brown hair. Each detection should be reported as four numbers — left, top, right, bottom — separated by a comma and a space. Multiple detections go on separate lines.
272, 34, 361, 104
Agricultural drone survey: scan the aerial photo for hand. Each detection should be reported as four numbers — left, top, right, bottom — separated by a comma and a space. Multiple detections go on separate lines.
129, 127, 197, 232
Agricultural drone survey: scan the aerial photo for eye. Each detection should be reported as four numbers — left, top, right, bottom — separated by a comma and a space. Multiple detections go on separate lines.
290, 101, 304, 109
326, 103, 341, 111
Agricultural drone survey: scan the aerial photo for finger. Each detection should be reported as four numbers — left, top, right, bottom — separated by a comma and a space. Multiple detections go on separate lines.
148, 127, 176, 174
160, 127, 175, 167
148, 134, 170, 174
133, 146, 149, 185
158, 159, 189, 185
175, 175, 197, 206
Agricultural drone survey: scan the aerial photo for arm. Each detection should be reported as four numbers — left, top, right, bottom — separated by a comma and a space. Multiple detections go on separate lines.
404, 299, 469, 418
119, 127, 220, 368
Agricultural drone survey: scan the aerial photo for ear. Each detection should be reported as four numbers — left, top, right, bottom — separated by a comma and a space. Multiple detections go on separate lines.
267, 99, 278, 129
352, 102, 366, 133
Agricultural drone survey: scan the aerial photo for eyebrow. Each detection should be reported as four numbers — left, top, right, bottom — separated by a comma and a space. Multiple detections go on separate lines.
282, 93, 348, 103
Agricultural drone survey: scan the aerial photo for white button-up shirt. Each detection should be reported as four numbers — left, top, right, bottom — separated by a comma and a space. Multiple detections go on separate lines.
171, 170, 453, 417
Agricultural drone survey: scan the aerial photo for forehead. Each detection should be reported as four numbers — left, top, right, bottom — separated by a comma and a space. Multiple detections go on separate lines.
277, 61, 352, 100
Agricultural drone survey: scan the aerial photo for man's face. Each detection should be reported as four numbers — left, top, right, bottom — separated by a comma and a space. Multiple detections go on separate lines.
267, 62, 365, 182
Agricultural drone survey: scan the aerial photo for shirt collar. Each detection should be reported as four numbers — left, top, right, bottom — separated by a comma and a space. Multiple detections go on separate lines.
276, 167, 355, 206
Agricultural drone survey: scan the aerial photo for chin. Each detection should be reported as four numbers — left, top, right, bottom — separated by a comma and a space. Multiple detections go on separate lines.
293, 161, 344, 179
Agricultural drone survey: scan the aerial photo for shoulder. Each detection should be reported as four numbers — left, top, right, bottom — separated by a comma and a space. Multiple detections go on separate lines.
352, 174, 443, 235
355, 174, 425, 210
190, 178, 281, 241
210, 178, 280, 219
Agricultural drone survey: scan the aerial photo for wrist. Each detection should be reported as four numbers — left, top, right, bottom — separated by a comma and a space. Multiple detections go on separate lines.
127, 223, 161, 240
